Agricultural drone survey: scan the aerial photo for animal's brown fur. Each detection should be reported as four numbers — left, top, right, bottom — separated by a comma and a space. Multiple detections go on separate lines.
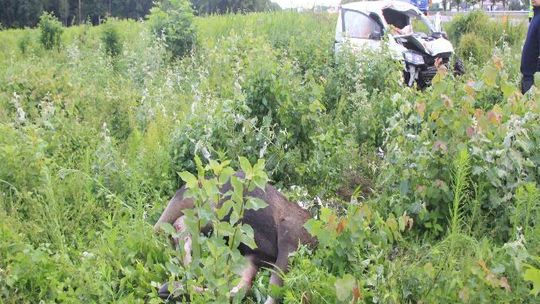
155, 172, 316, 303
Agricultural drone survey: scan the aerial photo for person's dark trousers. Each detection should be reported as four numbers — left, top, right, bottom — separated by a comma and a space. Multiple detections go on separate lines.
521, 74, 534, 94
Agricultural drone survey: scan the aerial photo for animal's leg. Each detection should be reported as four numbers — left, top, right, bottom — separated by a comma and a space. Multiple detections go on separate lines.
264, 244, 293, 304
154, 187, 194, 232
172, 216, 192, 266
158, 216, 199, 300
230, 255, 259, 296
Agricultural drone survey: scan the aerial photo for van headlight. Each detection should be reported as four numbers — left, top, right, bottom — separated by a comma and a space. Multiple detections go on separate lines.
403, 51, 425, 65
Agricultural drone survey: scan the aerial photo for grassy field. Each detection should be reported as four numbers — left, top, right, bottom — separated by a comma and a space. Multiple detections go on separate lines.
1, 10, 539, 303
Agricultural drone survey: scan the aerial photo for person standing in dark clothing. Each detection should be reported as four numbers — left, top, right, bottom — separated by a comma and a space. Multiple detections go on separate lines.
521, 0, 540, 94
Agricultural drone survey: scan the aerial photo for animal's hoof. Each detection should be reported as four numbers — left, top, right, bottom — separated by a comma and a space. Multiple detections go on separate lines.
157, 282, 188, 301
158, 282, 171, 299
264, 297, 278, 304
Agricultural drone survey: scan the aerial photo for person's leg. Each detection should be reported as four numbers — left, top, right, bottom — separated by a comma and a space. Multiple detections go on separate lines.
521, 74, 534, 94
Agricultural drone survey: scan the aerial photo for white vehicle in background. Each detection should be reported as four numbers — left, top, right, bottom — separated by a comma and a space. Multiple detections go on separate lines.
334, 1, 464, 88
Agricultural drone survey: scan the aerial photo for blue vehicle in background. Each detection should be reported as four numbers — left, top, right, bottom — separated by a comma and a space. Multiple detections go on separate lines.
408, 0, 429, 15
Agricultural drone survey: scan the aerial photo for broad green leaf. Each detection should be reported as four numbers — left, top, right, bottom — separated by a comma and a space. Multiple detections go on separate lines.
253, 158, 266, 172
183, 211, 199, 234
178, 171, 198, 189
215, 221, 235, 237
231, 176, 244, 203
157, 222, 176, 236
247, 180, 258, 192
482, 65, 497, 87
424, 263, 435, 279
216, 199, 234, 220
166, 262, 181, 276
238, 156, 253, 179
309, 100, 325, 113
524, 266, 540, 296
304, 219, 334, 246
335, 274, 356, 301
304, 218, 323, 237
253, 175, 268, 191
206, 159, 219, 175
386, 216, 399, 240
202, 178, 219, 200
320, 207, 333, 222
501, 81, 517, 99
269, 284, 284, 298
245, 196, 268, 210
197, 204, 213, 225
229, 208, 240, 226
398, 215, 406, 232
219, 167, 235, 185
207, 239, 219, 257
207, 159, 231, 176
239, 224, 257, 249
194, 155, 205, 179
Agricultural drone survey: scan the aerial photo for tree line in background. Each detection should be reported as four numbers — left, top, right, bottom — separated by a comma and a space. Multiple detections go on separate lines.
341, 0, 530, 11
0, 0, 281, 29
192, 0, 280, 14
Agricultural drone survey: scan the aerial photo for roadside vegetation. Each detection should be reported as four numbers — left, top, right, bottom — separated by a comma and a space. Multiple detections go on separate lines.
0, 7, 538, 303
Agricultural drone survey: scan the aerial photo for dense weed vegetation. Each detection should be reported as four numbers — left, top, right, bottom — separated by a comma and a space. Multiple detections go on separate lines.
0, 10, 539, 303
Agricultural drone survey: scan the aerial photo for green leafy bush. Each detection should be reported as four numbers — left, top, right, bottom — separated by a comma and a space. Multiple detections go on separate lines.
147, 0, 196, 58
159, 157, 269, 302
38, 12, 63, 50
100, 19, 122, 57
446, 11, 526, 64
458, 32, 490, 63
17, 33, 33, 54
380, 57, 540, 240
0, 10, 538, 303
446, 10, 490, 45
284, 203, 412, 302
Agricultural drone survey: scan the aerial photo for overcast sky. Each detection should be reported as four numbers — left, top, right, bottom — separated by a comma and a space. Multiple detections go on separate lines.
272, 0, 341, 8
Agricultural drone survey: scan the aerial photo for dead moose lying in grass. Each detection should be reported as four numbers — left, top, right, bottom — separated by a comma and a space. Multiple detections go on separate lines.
154, 165, 316, 304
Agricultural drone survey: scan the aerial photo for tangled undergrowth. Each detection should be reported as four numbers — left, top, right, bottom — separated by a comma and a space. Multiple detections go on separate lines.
0, 10, 538, 303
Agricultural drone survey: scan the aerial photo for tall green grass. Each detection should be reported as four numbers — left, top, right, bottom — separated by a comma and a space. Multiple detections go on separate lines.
0, 10, 538, 303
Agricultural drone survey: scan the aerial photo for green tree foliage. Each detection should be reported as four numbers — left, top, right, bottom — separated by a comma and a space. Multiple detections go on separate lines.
0, 10, 538, 304
446, 10, 524, 57
191, 0, 280, 15
100, 19, 122, 57
0, 0, 281, 28
38, 12, 63, 50
0, 0, 154, 28
147, 0, 196, 59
